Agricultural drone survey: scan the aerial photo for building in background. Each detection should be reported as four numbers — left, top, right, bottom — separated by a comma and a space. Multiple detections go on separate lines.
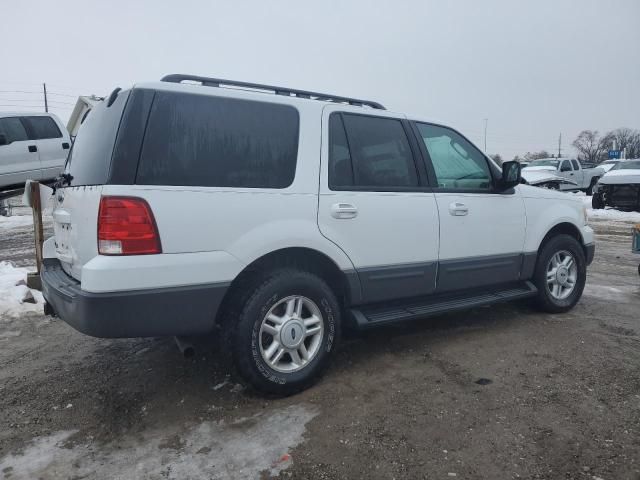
66, 95, 101, 139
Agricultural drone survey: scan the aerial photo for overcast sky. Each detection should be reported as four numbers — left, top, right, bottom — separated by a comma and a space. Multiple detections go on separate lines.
2, 0, 638, 159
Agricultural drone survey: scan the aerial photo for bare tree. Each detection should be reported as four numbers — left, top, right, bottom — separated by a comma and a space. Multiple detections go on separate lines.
572, 130, 606, 163
490, 154, 503, 165
523, 150, 551, 161
601, 128, 640, 158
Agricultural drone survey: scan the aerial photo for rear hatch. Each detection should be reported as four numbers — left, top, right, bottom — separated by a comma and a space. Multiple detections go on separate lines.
52, 90, 131, 280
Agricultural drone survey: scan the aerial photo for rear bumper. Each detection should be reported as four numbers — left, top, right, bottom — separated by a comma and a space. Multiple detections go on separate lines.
41, 258, 228, 338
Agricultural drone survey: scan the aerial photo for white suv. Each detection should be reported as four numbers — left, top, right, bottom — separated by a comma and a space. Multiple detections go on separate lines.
41, 75, 595, 395
0, 112, 70, 191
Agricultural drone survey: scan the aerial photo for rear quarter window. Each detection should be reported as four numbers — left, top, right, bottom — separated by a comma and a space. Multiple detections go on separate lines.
64, 90, 130, 186
25, 116, 62, 139
136, 91, 299, 188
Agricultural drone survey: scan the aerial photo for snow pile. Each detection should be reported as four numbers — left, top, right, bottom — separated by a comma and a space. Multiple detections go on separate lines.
0, 214, 33, 230
0, 261, 43, 319
582, 195, 640, 222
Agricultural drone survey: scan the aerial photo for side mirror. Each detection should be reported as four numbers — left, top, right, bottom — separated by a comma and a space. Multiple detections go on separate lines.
499, 161, 521, 190
0, 134, 7, 146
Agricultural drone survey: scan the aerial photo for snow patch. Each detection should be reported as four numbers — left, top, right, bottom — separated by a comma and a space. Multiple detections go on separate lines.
0, 214, 33, 230
0, 262, 43, 319
0, 404, 317, 480
583, 284, 636, 303
581, 195, 640, 222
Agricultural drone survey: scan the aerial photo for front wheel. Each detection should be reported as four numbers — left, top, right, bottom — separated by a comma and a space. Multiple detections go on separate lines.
592, 193, 604, 209
532, 234, 587, 313
231, 269, 340, 395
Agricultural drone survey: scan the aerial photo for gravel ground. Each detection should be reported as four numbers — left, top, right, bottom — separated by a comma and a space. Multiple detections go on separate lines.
0, 201, 639, 480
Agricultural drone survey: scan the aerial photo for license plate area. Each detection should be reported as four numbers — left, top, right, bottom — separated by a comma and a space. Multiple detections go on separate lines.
53, 209, 73, 263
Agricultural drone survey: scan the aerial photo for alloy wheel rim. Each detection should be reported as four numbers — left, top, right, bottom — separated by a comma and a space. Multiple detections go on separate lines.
259, 295, 324, 373
546, 250, 578, 300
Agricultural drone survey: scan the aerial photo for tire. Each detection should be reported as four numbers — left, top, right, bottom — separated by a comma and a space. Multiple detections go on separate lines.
230, 269, 340, 396
591, 193, 604, 209
532, 234, 587, 313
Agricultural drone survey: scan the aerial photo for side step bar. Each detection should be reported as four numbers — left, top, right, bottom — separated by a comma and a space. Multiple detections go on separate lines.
351, 281, 537, 329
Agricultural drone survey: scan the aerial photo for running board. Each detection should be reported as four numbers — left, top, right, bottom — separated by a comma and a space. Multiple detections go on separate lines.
351, 281, 537, 328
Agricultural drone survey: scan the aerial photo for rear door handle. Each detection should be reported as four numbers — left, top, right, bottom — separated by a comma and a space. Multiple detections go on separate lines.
449, 202, 468, 216
28, 145, 37, 153
331, 203, 358, 219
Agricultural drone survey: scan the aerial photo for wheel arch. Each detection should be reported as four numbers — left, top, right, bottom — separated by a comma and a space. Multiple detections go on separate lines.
215, 247, 359, 326
537, 221, 588, 259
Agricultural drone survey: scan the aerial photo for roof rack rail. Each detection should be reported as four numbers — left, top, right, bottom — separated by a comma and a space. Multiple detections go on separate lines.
160, 74, 385, 110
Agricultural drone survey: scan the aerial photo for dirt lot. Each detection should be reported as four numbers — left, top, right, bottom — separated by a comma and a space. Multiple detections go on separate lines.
0, 205, 639, 480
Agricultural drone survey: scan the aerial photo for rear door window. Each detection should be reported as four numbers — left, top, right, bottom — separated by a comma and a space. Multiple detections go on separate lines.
0, 117, 29, 144
136, 91, 299, 188
25, 116, 62, 139
328, 113, 418, 190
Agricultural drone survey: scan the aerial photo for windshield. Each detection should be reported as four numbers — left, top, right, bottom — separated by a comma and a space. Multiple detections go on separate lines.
610, 160, 640, 170
528, 159, 559, 167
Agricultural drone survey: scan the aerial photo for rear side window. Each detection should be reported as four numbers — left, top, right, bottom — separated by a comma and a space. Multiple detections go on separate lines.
571, 159, 580, 170
136, 92, 299, 188
25, 116, 62, 139
560, 160, 571, 172
328, 113, 418, 189
0, 117, 29, 144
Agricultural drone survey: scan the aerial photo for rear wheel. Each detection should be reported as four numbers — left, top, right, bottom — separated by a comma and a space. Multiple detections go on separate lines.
532, 234, 586, 313
230, 269, 340, 395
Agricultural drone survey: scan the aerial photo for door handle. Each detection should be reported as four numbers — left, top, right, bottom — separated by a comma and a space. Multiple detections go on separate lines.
28, 145, 37, 153
62, 142, 70, 150
569, 173, 574, 175
331, 203, 358, 219
448, 202, 468, 216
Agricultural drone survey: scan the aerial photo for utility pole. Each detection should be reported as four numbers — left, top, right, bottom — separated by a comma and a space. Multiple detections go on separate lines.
43, 83, 48, 113
558, 132, 562, 158
483, 118, 488, 152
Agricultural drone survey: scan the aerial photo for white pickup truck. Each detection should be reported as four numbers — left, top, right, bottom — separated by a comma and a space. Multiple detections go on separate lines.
522, 158, 604, 194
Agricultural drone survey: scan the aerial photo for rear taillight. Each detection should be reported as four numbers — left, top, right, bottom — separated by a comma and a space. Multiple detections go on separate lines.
98, 196, 161, 255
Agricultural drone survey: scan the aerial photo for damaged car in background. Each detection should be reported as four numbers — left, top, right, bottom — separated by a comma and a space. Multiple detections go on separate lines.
592, 159, 640, 211
521, 158, 603, 193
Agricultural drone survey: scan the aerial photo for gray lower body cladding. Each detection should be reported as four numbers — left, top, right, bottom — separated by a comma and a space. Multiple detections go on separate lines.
41, 258, 228, 338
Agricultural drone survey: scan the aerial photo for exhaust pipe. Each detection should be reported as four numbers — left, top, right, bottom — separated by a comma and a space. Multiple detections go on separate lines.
174, 336, 195, 358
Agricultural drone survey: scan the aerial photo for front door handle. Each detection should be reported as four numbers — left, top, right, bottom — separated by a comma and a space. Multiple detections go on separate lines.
28, 145, 37, 153
449, 202, 468, 216
331, 203, 358, 219
62, 142, 70, 150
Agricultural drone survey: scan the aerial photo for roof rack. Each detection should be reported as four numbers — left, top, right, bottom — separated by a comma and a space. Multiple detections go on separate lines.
161, 74, 385, 110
